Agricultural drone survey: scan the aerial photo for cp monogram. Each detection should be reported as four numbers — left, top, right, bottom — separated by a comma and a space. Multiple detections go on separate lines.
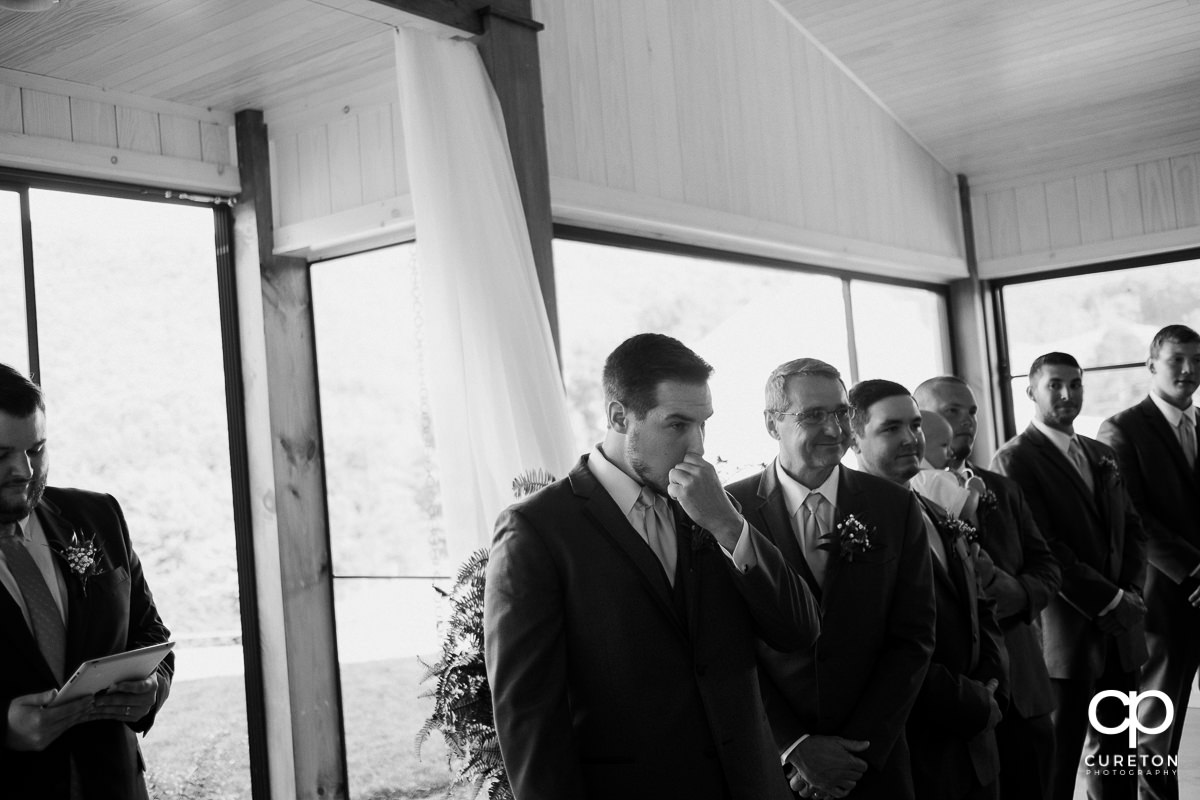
1088, 690, 1174, 748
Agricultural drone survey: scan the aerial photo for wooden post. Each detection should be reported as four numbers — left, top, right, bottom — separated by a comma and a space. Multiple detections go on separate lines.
233, 109, 348, 800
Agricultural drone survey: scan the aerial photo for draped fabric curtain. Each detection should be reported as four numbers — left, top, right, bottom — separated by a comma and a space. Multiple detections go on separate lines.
393, 26, 576, 564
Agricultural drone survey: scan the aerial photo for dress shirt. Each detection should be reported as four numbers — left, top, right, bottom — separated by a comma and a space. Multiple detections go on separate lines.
589, 446, 755, 571
0, 512, 69, 631
1030, 418, 1123, 615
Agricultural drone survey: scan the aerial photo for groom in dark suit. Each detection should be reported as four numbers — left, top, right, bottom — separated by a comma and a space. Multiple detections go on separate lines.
915, 376, 1061, 800
726, 358, 935, 800
0, 363, 173, 799
1097, 325, 1200, 800
850, 379, 1006, 800
992, 352, 1147, 800
484, 334, 820, 800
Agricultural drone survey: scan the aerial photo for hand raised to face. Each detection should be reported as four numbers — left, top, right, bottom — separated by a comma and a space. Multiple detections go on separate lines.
667, 452, 743, 548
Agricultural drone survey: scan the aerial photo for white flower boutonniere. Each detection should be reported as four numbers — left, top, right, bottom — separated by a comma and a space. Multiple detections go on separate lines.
820, 514, 877, 562
55, 531, 106, 596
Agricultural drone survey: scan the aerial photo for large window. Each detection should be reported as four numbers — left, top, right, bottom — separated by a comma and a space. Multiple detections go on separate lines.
310, 244, 456, 798
3, 187, 252, 798
998, 256, 1200, 438
554, 238, 950, 478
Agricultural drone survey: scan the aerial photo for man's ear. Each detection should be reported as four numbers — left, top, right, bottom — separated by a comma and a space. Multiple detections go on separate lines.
1147, 357, 1156, 373
849, 432, 862, 454
764, 411, 781, 441
608, 400, 630, 434
1025, 384, 1035, 402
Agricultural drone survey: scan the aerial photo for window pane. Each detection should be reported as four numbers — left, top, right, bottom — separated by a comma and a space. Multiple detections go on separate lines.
28, 189, 250, 798
1007, 365, 1149, 441
1002, 260, 1200, 373
0, 189, 28, 373
311, 244, 446, 578
554, 240, 850, 479
851, 281, 948, 389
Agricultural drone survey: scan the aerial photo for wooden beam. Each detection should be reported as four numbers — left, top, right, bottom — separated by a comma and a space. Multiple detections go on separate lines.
364, 0, 484, 34
233, 109, 348, 800
477, 0, 559, 353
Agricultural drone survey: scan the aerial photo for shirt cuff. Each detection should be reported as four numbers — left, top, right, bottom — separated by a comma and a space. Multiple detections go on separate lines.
1098, 588, 1124, 617
781, 734, 810, 765
722, 519, 757, 572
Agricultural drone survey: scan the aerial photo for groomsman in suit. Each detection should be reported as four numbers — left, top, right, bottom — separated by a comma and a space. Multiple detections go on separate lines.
484, 333, 820, 800
0, 363, 173, 799
915, 376, 1061, 800
850, 379, 1006, 800
992, 352, 1147, 800
1097, 325, 1200, 800
727, 359, 935, 800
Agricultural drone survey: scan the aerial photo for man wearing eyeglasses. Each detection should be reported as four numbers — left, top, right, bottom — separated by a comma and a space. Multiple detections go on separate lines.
727, 358, 935, 800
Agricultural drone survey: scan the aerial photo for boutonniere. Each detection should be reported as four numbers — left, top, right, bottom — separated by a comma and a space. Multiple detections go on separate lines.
819, 514, 877, 562
54, 530, 106, 596
1097, 454, 1120, 482
941, 517, 979, 547
976, 488, 999, 520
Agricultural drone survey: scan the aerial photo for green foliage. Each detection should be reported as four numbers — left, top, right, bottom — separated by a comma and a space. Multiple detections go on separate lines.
416, 469, 556, 800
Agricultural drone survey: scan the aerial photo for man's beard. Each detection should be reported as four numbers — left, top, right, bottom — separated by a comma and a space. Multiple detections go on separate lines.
0, 472, 47, 524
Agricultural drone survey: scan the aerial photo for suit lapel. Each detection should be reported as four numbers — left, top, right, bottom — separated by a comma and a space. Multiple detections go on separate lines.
915, 494, 964, 601
1025, 425, 1102, 523
35, 498, 90, 668
754, 463, 822, 602
571, 459, 687, 639
1139, 396, 1196, 478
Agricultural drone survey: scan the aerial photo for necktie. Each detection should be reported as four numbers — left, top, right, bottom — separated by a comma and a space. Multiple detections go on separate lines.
638, 487, 677, 587
0, 524, 66, 684
1068, 437, 1095, 493
800, 492, 829, 587
1179, 414, 1197, 470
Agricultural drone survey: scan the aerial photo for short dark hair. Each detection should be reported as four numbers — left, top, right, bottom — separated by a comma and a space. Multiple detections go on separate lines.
764, 358, 843, 413
0, 363, 44, 417
848, 379, 912, 434
602, 333, 713, 419
1148, 324, 1200, 360
913, 375, 971, 408
1028, 352, 1081, 382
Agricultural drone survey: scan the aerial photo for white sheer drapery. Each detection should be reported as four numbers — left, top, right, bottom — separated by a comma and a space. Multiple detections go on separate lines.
393, 26, 576, 563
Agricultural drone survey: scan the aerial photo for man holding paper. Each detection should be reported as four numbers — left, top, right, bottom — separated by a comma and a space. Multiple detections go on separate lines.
0, 363, 173, 800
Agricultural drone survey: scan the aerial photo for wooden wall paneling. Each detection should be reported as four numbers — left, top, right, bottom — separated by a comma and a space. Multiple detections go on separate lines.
985, 188, 1020, 258
297, 126, 332, 221
0, 84, 20, 133
1075, 170, 1113, 243
1106, 164, 1144, 239
1138, 158, 1177, 233
326, 114, 364, 214
390, 100, 410, 202
201, 121, 231, 165
159, 114, 203, 160
712, 0, 753, 218
970, 193, 992, 261
1044, 177, 1081, 249
116, 106, 161, 154
1171, 154, 1200, 229
69, 98, 117, 147
825, 64, 854, 238
272, 133, 303, 228
592, 0, 635, 192
357, 103, 396, 204
616, 0, 659, 197
21, 89, 71, 140
641, 0, 685, 202
1014, 182, 1050, 253
759, 0, 802, 227
730, 0, 769, 222
670, 3, 730, 210
535, 0, 579, 182
564, 0, 608, 186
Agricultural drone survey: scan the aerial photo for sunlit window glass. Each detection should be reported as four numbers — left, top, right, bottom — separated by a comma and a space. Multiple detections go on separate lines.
0, 190, 28, 373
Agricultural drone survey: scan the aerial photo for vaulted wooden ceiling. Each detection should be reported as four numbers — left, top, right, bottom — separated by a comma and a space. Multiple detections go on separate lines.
1, 0, 1197, 189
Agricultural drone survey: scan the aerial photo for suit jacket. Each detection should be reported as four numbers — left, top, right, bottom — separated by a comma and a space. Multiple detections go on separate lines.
0, 488, 173, 800
907, 496, 1006, 799
484, 455, 820, 800
991, 425, 1148, 678
726, 463, 935, 799
968, 463, 1061, 718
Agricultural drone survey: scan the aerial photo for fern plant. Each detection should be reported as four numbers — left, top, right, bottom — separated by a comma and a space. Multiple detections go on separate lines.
416, 468, 556, 800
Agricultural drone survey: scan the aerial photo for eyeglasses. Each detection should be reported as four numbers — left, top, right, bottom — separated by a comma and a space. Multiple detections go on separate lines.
771, 406, 852, 427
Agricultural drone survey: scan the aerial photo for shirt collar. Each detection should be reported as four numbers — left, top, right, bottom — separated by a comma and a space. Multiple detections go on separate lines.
1149, 391, 1196, 428
589, 444, 649, 516
1031, 416, 1076, 458
775, 460, 840, 518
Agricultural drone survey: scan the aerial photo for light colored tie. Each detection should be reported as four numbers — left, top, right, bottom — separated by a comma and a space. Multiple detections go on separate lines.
0, 524, 66, 684
1179, 414, 1197, 469
800, 492, 830, 587
1068, 437, 1095, 493
638, 487, 677, 587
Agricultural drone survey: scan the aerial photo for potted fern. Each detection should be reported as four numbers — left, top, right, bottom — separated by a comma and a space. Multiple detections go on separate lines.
416, 469, 556, 800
